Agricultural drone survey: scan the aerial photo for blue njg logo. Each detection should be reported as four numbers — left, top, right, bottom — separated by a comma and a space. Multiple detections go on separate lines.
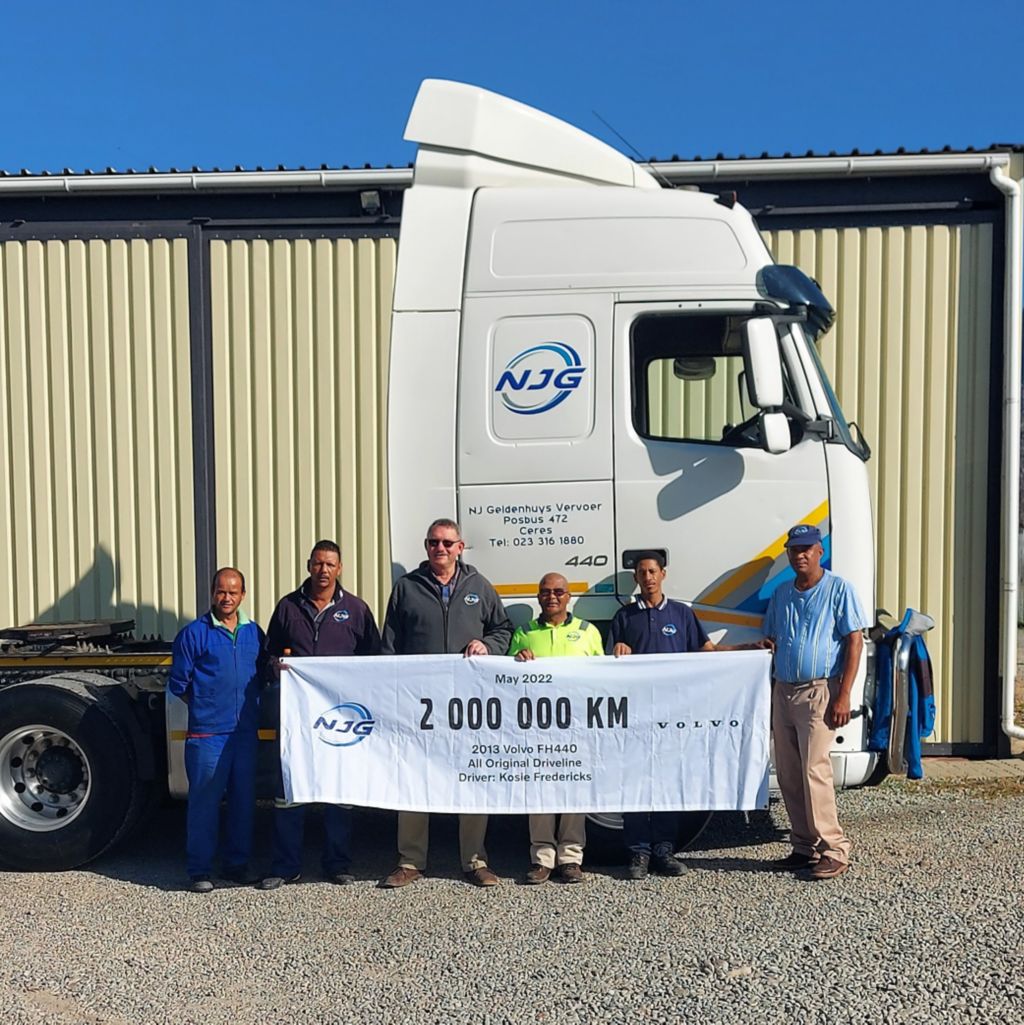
464, 593, 480, 606
333, 609, 350, 622
494, 342, 586, 415
662, 623, 678, 636
313, 703, 375, 747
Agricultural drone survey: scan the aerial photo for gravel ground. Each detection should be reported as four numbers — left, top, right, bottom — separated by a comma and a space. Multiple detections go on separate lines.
1, 777, 1022, 1025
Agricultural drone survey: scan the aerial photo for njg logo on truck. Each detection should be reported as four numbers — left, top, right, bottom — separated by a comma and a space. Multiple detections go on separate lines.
494, 342, 586, 414
313, 702, 375, 747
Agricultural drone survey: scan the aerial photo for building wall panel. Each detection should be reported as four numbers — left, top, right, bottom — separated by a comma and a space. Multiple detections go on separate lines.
0, 237, 195, 636
209, 236, 396, 627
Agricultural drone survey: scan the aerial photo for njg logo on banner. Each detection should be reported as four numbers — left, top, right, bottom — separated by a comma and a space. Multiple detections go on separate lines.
313, 702, 375, 747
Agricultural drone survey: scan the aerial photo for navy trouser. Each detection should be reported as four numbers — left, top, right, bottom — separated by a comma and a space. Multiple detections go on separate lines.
184, 731, 257, 878
269, 804, 352, 878
623, 811, 679, 857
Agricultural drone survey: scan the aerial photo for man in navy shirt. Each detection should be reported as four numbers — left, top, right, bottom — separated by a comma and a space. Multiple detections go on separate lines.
608, 551, 754, 879
259, 540, 381, 890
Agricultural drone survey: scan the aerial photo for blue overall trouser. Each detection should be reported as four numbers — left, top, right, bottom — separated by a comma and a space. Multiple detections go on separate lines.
623, 811, 679, 857
184, 731, 258, 878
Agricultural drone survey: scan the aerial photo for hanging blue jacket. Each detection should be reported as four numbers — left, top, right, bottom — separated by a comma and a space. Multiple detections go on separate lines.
869, 609, 936, 779
169, 612, 265, 735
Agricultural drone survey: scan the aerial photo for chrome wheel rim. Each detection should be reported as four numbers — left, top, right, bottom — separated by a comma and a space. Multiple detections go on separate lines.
0, 725, 91, 832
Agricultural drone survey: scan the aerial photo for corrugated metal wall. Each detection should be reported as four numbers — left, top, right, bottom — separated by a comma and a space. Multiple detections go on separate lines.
208, 236, 396, 627
0, 217, 1000, 746
0, 237, 195, 638
764, 225, 993, 745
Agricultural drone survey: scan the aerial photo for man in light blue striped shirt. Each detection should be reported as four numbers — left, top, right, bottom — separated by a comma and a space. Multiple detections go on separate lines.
762, 524, 867, 881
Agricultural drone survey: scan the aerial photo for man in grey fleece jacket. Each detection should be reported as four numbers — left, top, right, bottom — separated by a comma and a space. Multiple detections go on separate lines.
380, 518, 512, 888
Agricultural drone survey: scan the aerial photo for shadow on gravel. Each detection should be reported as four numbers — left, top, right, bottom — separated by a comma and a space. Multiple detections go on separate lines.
691, 807, 787, 851
75, 802, 787, 891
682, 855, 772, 873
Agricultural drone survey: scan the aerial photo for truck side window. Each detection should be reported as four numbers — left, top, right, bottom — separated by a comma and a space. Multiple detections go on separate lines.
631, 313, 757, 445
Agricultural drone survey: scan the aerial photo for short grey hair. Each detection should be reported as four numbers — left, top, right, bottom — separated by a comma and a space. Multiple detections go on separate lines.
426, 518, 461, 538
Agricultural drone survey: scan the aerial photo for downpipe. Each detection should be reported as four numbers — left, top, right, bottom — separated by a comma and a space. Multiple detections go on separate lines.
990, 165, 1024, 742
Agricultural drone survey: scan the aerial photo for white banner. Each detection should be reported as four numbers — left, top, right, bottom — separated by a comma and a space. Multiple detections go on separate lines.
280, 652, 770, 813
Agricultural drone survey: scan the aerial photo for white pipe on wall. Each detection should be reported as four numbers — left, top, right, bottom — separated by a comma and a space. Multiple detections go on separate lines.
990, 165, 1024, 742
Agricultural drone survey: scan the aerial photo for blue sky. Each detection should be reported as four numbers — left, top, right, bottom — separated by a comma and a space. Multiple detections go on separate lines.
2, 0, 1021, 173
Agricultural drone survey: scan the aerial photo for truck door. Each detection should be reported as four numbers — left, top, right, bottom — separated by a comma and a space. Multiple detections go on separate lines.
612, 302, 830, 640
456, 292, 618, 623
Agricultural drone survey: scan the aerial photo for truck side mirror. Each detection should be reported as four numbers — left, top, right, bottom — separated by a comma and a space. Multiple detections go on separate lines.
761, 412, 792, 454
742, 318, 784, 409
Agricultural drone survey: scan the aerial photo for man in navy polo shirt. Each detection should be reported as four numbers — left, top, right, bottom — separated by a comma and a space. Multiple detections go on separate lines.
608, 551, 753, 879
259, 540, 381, 890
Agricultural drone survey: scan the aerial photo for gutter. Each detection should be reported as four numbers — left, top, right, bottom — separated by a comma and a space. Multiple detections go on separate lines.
989, 165, 1024, 742
0, 167, 413, 195
0, 152, 1014, 197
650, 152, 1014, 182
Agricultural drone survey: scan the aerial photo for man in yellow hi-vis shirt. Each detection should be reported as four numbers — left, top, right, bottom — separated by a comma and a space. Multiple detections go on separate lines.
508, 572, 603, 884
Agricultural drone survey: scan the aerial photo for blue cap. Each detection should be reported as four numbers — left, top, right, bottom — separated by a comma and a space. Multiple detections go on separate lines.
784, 524, 823, 548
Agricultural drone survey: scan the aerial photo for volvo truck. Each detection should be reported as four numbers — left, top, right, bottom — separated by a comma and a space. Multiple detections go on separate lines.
0, 81, 888, 871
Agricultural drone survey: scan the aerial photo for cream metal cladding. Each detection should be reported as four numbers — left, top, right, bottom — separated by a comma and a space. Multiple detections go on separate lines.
208, 236, 396, 627
0, 237, 195, 637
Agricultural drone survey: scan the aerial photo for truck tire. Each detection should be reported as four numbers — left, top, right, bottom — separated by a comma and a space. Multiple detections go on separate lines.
0, 679, 149, 871
584, 810, 714, 865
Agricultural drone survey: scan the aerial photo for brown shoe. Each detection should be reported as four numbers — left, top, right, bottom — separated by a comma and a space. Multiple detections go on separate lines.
525, 864, 552, 885
769, 852, 820, 871
558, 863, 584, 884
805, 855, 849, 880
381, 866, 422, 889
464, 867, 499, 887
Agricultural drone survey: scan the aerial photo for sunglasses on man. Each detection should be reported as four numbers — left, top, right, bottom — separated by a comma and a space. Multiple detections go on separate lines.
425, 537, 462, 549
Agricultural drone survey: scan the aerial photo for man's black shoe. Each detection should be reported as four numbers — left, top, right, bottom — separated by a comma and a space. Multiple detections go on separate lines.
221, 865, 259, 885
189, 876, 214, 894
330, 872, 356, 885
626, 853, 650, 880
259, 874, 301, 891
651, 854, 688, 877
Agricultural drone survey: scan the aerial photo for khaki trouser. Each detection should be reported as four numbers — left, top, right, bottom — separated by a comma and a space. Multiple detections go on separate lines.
772, 677, 852, 864
529, 814, 586, 868
397, 811, 489, 872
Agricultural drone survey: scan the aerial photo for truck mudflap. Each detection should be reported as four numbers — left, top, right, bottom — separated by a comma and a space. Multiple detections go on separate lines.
869, 610, 936, 779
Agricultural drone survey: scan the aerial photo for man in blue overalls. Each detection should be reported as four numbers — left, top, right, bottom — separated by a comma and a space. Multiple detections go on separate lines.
169, 568, 264, 893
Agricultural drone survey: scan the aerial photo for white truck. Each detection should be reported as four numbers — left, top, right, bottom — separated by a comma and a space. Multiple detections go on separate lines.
0, 81, 888, 871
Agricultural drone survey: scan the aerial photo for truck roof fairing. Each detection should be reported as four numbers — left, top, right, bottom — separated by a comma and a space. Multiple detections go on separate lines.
405, 79, 659, 191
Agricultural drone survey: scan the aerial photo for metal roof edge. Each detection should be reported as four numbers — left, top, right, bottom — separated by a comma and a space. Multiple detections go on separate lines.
650, 151, 1017, 183
0, 166, 414, 196
0, 149, 1018, 197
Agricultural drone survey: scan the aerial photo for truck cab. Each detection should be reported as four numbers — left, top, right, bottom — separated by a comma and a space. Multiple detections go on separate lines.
388, 80, 879, 787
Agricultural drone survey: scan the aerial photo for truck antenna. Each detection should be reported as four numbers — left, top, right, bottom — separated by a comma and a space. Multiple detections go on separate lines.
592, 110, 675, 189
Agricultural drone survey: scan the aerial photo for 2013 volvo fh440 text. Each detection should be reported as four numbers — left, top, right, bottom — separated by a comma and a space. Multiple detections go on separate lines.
0, 80, 960, 870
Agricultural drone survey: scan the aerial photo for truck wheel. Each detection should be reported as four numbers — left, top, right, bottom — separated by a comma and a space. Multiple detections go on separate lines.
0, 681, 146, 871
584, 810, 714, 864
